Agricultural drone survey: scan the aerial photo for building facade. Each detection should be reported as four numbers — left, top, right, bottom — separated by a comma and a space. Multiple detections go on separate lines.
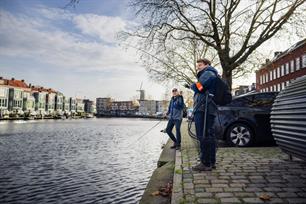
32, 87, 48, 116
83, 99, 96, 114
139, 100, 157, 116
23, 90, 35, 115
7, 79, 28, 115
46, 89, 56, 115
63, 96, 70, 115
156, 100, 169, 114
0, 78, 9, 117
55, 92, 64, 115
96, 97, 112, 115
76, 98, 85, 114
69, 98, 77, 115
256, 39, 306, 92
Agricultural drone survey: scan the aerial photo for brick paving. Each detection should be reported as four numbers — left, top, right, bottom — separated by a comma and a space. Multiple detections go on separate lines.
171, 123, 306, 204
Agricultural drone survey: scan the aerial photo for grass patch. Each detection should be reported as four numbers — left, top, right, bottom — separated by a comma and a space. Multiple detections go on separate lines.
175, 169, 183, 174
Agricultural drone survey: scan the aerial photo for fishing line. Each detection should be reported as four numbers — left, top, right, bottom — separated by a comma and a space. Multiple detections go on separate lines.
126, 120, 164, 147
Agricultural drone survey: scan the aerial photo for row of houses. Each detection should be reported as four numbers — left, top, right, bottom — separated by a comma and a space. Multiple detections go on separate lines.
0, 77, 96, 118
96, 97, 169, 117
256, 39, 306, 92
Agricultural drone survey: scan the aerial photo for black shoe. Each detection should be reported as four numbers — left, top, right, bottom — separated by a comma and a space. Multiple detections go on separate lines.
212, 164, 216, 169
170, 145, 176, 149
175, 145, 181, 150
192, 163, 212, 171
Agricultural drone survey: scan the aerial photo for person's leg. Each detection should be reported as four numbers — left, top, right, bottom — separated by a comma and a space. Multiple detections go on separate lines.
193, 112, 205, 163
175, 119, 182, 146
203, 114, 216, 167
165, 119, 177, 144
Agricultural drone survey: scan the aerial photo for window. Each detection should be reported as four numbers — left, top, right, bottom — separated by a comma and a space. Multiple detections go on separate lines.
270, 71, 273, 81
296, 57, 300, 70
303, 54, 306, 68
273, 69, 276, 80
230, 95, 254, 107
277, 67, 280, 78
262, 75, 265, 83
260, 75, 262, 84
252, 93, 278, 108
277, 84, 281, 92
0, 89, 7, 97
266, 73, 268, 82
281, 65, 284, 76
282, 82, 285, 90
285, 63, 289, 74
290, 60, 295, 73
274, 85, 276, 91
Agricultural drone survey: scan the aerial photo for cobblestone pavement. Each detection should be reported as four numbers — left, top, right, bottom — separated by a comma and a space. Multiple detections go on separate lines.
171, 124, 306, 204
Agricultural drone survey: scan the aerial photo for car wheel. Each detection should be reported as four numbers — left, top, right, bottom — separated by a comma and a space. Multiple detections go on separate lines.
226, 123, 254, 147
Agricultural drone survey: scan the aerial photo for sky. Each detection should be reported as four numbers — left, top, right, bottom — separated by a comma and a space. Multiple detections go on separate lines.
0, 0, 167, 101
0, 0, 303, 100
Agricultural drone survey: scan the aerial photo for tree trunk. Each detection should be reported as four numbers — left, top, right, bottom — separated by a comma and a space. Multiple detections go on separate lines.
222, 69, 232, 91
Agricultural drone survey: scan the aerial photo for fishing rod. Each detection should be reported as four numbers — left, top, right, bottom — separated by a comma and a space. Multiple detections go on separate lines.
127, 119, 164, 147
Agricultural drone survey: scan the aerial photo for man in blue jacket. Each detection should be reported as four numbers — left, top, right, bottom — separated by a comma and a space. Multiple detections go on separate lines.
189, 58, 218, 171
165, 88, 184, 150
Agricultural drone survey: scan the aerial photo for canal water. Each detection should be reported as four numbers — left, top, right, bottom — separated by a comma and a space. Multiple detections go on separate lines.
0, 118, 168, 204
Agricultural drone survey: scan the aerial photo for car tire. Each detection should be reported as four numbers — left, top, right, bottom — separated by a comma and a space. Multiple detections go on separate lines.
226, 123, 254, 147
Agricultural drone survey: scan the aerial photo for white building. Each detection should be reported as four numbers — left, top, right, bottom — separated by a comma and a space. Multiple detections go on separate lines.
139, 100, 157, 116
76, 98, 85, 114
156, 100, 169, 114
55, 92, 64, 115
23, 90, 35, 115
32, 87, 48, 116
0, 78, 9, 118
46, 90, 56, 115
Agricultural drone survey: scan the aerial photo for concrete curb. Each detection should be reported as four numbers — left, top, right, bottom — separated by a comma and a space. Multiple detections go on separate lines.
171, 150, 183, 204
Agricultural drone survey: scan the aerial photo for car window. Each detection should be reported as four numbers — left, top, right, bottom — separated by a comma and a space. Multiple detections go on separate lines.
229, 95, 254, 107
252, 93, 277, 108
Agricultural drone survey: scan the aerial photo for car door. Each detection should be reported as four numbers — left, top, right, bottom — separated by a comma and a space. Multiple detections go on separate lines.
216, 95, 255, 140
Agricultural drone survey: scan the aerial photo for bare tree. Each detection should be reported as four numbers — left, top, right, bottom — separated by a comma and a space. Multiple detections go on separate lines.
133, 38, 219, 84
129, 0, 306, 89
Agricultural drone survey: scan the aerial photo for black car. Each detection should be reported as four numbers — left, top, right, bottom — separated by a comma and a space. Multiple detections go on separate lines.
188, 92, 279, 147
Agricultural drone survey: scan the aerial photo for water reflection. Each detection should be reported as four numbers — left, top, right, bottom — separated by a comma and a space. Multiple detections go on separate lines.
0, 118, 167, 203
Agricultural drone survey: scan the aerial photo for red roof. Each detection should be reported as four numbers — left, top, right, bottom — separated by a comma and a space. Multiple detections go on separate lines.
31, 87, 55, 93
7, 79, 29, 89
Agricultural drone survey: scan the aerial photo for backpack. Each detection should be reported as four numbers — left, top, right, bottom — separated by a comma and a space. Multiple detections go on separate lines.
183, 104, 187, 117
212, 75, 232, 106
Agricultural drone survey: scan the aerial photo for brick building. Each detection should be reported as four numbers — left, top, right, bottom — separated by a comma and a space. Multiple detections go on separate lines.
256, 39, 306, 92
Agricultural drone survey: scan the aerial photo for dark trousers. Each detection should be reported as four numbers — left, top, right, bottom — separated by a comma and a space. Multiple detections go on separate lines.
194, 111, 216, 167
166, 119, 182, 146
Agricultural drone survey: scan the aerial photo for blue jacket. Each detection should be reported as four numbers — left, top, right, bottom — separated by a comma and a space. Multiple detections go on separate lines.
167, 96, 184, 120
191, 66, 218, 113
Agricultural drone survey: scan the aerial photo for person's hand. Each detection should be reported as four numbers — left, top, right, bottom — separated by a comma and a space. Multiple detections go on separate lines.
184, 83, 190, 89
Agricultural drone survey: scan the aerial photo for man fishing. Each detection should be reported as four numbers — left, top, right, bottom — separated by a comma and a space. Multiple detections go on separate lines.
165, 88, 184, 150
187, 58, 218, 171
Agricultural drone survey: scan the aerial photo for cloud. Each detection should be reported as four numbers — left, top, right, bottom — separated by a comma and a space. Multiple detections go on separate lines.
0, 7, 140, 73
73, 14, 126, 43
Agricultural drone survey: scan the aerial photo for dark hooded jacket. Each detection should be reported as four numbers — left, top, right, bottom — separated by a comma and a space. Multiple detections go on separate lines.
191, 66, 218, 114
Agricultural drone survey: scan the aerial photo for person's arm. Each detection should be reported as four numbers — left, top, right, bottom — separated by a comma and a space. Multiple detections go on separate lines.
191, 71, 216, 93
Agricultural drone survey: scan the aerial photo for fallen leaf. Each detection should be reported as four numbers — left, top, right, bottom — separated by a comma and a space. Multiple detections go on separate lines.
151, 191, 160, 196
259, 194, 271, 201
